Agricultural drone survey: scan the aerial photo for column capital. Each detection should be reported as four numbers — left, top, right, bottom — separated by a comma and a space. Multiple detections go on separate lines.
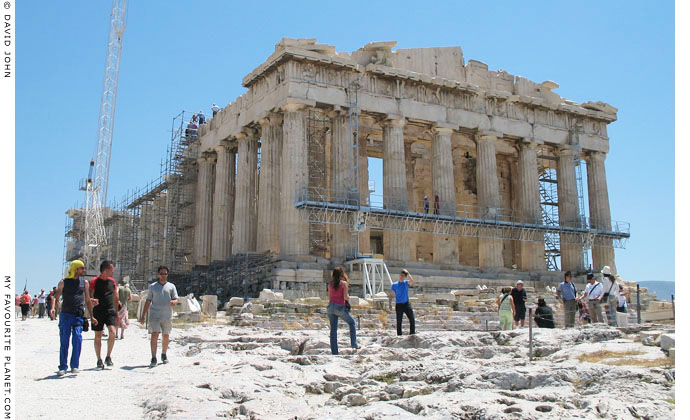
431, 123, 455, 136
519, 138, 540, 151
236, 128, 258, 142
281, 102, 308, 113
197, 153, 213, 165
476, 130, 501, 143
557, 146, 579, 158
382, 114, 406, 128
586, 150, 607, 162
214, 144, 229, 154
325, 105, 349, 119
258, 112, 283, 127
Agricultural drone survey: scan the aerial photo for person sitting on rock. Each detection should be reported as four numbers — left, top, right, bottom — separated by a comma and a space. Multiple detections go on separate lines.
497, 287, 515, 330
534, 298, 555, 328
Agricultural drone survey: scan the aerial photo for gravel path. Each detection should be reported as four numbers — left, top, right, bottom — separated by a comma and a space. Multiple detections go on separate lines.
17, 316, 675, 419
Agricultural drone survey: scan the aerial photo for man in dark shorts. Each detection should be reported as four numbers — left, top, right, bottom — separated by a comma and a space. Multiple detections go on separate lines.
511, 280, 528, 329
90, 260, 120, 369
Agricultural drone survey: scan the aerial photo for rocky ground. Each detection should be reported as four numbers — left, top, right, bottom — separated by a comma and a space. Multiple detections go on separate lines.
17, 317, 674, 419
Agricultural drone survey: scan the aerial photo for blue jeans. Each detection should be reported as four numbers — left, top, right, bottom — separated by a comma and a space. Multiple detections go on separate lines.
327, 302, 357, 355
58, 312, 83, 370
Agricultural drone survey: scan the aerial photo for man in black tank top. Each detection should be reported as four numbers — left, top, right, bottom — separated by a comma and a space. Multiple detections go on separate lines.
90, 260, 120, 369
50, 260, 96, 377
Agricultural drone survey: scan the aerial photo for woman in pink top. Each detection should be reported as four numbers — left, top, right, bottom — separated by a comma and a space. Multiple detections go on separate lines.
327, 267, 358, 355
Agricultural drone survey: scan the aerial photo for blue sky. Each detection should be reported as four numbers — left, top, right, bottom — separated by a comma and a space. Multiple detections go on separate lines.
14, 1, 674, 293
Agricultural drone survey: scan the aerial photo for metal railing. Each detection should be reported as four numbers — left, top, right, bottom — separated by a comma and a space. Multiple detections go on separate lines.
296, 187, 630, 248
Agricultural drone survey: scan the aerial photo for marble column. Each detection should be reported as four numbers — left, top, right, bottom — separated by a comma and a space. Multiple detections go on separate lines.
587, 151, 617, 273
211, 144, 235, 261
330, 110, 353, 259
358, 132, 371, 255
233, 131, 258, 253
193, 154, 214, 265
557, 147, 585, 271
517, 140, 545, 270
280, 104, 309, 255
383, 116, 410, 261
432, 125, 459, 264
476, 131, 504, 269
256, 114, 282, 253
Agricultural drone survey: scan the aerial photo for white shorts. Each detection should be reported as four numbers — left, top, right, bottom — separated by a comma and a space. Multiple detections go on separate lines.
148, 317, 173, 334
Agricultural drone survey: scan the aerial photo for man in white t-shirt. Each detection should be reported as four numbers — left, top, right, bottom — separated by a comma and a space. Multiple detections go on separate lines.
38, 289, 47, 318
581, 273, 604, 323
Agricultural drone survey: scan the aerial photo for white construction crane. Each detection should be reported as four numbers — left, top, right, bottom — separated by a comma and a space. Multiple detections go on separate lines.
82, 0, 128, 274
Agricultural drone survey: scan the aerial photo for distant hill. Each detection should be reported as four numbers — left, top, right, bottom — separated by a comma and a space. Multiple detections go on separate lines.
637, 281, 675, 302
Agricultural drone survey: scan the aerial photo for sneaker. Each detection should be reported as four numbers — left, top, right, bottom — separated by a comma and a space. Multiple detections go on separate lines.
57, 370, 66, 377
104, 356, 113, 367
161, 353, 168, 364
97, 359, 104, 370
71, 368, 79, 374
150, 357, 157, 367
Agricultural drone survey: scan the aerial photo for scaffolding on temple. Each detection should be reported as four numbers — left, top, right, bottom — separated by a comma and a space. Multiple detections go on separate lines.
95, 110, 199, 290
306, 109, 330, 257
538, 147, 561, 270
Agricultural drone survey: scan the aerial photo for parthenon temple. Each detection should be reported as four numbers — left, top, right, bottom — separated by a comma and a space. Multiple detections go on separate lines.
65, 38, 630, 297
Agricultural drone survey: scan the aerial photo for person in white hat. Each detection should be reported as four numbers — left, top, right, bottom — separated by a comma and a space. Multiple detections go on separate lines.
599, 266, 619, 326
211, 103, 220, 117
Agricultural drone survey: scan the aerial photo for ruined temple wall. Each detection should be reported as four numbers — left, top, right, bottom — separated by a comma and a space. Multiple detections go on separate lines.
452, 135, 479, 266
190, 38, 618, 273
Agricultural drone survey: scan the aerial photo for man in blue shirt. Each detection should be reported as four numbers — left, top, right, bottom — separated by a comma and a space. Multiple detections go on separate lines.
556, 271, 578, 328
388, 269, 415, 336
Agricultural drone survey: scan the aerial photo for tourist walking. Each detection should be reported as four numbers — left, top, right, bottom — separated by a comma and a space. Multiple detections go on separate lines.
423, 195, 429, 214
139, 266, 179, 367
38, 289, 47, 318
556, 271, 578, 328
326, 267, 358, 355
90, 260, 120, 369
15, 294, 20, 319
45, 289, 54, 320
388, 269, 416, 335
19, 290, 30, 320
117, 280, 132, 339
211, 103, 220, 117
198, 110, 206, 125
497, 287, 515, 330
534, 298, 555, 328
511, 280, 528, 328
433, 195, 440, 215
50, 260, 97, 376
581, 273, 604, 323
31, 295, 38, 317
